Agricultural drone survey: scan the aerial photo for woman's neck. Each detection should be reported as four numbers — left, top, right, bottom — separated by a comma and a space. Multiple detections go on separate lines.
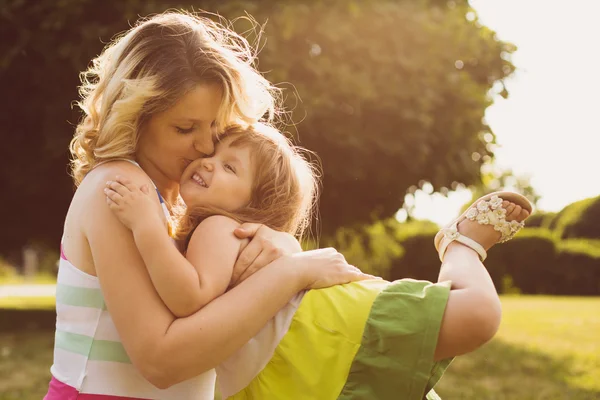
136, 158, 180, 207
155, 181, 180, 207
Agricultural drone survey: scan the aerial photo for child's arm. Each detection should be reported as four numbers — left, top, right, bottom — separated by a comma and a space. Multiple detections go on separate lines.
105, 176, 242, 318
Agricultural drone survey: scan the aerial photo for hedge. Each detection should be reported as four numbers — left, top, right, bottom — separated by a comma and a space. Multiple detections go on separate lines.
526, 211, 557, 229
389, 227, 600, 295
549, 196, 600, 240
0, 309, 56, 332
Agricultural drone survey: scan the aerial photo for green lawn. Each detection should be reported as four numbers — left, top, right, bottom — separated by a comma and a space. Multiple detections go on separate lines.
0, 274, 56, 285
1, 296, 598, 399
436, 296, 600, 399
0, 296, 55, 310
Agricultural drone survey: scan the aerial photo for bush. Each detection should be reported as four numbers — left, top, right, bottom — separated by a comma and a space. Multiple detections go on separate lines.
526, 211, 557, 229
0, 258, 17, 280
0, 309, 56, 332
326, 219, 407, 279
389, 227, 600, 295
487, 228, 559, 294
555, 239, 600, 295
549, 196, 600, 240
389, 229, 440, 283
333, 214, 600, 295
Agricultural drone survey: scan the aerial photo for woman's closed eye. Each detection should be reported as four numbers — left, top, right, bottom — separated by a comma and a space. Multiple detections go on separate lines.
176, 125, 195, 134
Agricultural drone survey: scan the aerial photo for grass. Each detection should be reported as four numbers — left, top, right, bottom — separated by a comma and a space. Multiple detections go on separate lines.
0, 273, 56, 285
436, 296, 600, 399
0, 332, 54, 400
0, 296, 55, 310
0, 296, 598, 399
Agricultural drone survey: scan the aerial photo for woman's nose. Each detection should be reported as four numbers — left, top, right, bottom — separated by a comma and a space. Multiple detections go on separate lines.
193, 128, 215, 157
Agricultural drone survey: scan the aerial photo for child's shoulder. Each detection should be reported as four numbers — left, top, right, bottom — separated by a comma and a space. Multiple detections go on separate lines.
192, 215, 240, 238
186, 215, 243, 253
196, 215, 242, 232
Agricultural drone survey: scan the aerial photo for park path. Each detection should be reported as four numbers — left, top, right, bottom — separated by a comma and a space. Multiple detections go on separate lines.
0, 284, 56, 297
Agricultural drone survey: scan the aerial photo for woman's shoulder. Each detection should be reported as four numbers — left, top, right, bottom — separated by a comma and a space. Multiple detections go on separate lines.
79, 160, 152, 191
71, 160, 159, 229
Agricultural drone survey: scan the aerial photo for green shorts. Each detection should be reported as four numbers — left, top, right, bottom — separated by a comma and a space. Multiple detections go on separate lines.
229, 279, 453, 400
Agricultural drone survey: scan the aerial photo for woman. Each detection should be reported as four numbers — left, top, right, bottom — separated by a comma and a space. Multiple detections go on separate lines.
45, 11, 369, 399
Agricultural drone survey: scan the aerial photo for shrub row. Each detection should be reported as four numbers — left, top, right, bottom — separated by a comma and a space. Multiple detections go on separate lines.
387, 227, 600, 295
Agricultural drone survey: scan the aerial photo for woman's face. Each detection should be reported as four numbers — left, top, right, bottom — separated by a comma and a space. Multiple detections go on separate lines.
179, 135, 253, 212
136, 83, 223, 185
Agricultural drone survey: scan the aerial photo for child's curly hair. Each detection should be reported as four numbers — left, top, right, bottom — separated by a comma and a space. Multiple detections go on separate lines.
175, 123, 320, 245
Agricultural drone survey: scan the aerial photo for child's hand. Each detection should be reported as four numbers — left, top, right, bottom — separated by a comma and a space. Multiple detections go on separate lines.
104, 176, 159, 232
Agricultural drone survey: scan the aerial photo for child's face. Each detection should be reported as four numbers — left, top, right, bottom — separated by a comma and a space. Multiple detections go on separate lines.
179, 135, 253, 211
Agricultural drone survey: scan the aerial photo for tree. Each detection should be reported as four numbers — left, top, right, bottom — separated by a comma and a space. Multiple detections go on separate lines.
242, 0, 516, 232
0, 0, 515, 253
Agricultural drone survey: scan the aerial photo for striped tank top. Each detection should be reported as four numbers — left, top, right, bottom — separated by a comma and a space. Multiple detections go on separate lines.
47, 159, 216, 399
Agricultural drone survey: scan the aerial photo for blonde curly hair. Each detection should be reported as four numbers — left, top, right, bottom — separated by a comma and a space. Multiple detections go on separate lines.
70, 11, 280, 185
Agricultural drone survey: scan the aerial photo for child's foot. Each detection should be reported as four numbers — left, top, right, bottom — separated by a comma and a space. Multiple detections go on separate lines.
456, 199, 531, 251
434, 192, 533, 262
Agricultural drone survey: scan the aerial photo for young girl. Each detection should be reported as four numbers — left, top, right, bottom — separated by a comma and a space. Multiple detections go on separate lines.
105, 123, 532, 399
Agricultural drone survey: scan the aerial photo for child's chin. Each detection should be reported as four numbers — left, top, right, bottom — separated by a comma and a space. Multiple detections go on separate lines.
178, 184, 195, 206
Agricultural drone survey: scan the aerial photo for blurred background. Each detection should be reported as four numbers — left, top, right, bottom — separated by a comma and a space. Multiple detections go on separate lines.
1, 0, 598, 399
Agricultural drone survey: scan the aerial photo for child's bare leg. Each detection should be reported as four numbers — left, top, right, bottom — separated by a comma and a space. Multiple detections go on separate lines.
434, 199, 530, 360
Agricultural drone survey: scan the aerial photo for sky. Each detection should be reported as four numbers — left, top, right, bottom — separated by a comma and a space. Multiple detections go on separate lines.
407, 0, 600, 226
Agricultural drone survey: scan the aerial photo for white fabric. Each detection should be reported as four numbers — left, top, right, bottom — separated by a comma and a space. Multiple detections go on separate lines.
216, 291, 305, 398
438, 221, 488, 262
50, 257, 216, 399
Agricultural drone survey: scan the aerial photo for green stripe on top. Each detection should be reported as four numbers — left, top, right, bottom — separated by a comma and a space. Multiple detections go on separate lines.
55, 283, 106, 309
55, 330, 131, 364
338, 279, 453, 400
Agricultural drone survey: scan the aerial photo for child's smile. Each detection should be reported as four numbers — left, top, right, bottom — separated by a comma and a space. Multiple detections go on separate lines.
179, 135, 254, 212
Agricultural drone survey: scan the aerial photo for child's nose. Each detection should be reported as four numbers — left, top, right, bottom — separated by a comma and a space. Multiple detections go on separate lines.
201, 158, 214, 172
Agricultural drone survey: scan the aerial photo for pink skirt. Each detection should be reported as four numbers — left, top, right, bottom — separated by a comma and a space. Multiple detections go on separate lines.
44, 376, 148, 400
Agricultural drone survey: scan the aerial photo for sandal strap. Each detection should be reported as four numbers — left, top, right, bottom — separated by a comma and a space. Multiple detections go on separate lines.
437, 195, 526, 262
438, 222, 488, 262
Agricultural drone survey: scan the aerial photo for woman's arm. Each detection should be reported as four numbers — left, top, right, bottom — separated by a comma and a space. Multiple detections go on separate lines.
83, 164, 367, 388
105, 178, 242, 317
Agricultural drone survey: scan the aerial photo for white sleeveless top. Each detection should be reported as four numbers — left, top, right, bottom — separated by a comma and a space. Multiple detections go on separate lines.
50, 159, 216, 399
51, 255, 216, 399
216, 291, 305, 398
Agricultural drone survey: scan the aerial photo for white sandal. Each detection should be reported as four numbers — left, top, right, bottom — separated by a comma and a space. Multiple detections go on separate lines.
434, 192, 533, 262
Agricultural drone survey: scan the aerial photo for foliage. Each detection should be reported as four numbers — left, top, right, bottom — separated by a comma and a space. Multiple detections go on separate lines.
0, 258, 17, 279
455, 166, 541, 217
0, 0, 515, 252
487, 228, 559, 294
325, 218, 404, 279
384, 225, 600, 295
246, 1, 515, 232
555, 239, 600, 295
548, 196, 600, 240
526, 210, 557, 229
475, 166, 540, 204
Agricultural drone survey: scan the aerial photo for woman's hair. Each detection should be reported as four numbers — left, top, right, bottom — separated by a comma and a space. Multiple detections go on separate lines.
175, 123, 320, 242
70, 11, 280, 185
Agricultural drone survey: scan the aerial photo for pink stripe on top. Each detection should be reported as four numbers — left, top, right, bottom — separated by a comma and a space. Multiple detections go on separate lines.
44, 376, 149, 400
60, 243, 68, 261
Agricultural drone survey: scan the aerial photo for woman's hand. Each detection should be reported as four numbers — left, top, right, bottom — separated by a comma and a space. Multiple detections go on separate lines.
230, 223, 302, 288
286, 248, 376, 290
104, 175, 160, 232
